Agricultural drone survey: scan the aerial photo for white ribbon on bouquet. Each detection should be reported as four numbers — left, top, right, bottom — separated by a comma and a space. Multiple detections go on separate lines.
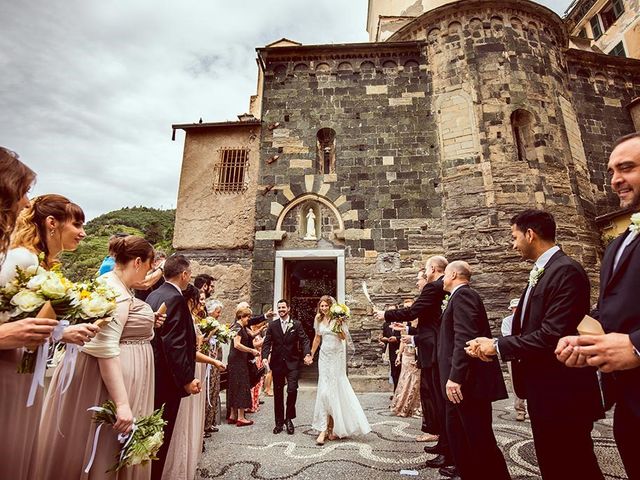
84, 405, 137, 473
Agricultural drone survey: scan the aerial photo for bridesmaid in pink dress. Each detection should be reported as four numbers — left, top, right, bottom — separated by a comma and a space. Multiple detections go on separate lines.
0, 184, 97, 480
162, 284, 225, 480
37, 236, 157, 480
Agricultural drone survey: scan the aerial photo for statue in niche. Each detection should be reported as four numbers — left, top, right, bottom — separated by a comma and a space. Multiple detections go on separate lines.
303, 208, 317, 240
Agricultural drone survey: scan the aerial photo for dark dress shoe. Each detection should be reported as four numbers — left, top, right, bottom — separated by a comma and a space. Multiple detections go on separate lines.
204, 432, 212, 438
285, 419, 295, 434
259, 400, 265, 404
211, 426, 219, 433
423, 444, 441, 454
273, 424, 284, 434
425, 454, 449, 468
438, 465, 459, 478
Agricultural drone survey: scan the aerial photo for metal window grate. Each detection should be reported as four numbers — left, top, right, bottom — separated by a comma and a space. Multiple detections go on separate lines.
213, 148, 249, 193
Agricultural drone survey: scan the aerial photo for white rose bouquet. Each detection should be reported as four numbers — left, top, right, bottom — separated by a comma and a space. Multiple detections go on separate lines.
87, 400, 167, 472
329, 303, 351, 334
213, 323, 236, 344
0, 264, 118, 373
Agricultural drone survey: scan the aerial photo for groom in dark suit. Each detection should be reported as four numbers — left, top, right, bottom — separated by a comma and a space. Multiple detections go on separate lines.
146, 254, 200, 480
262, 299, 312, 435
468, 210, 604, 480
438, 261, 510, 480
556, 132, 640, 478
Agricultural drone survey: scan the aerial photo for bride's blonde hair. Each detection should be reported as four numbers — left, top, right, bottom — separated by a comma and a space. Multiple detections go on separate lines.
11, 194, 84, 267
314, 295, 334, 326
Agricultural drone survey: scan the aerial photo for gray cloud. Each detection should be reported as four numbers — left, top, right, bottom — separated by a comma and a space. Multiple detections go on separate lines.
0, 0, 572, 220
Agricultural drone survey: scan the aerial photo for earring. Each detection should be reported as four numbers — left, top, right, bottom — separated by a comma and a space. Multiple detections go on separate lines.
50, 229, 55, 237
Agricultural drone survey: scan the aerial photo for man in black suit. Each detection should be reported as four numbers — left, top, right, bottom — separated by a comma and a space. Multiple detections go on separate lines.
438, 261, 510, 480
374, 256, 451, 466
262, 299, 312, 435
556, 132, 640, 478
468, 210, 604, 480
146, 255, 201, 480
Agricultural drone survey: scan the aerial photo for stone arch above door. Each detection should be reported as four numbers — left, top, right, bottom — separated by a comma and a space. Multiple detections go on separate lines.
273, 194, 345, 247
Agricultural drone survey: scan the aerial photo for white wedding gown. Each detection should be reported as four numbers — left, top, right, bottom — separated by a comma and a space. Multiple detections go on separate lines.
311, 320, 371, 437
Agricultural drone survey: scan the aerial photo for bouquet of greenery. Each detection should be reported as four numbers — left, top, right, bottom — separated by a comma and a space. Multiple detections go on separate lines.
329, 303, 351, 334
87, 400, 167, 472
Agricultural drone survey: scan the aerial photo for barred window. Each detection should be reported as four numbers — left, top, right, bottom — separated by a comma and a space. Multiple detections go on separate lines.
213, 148, 249, 193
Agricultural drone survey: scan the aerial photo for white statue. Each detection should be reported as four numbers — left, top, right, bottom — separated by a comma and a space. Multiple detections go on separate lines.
304, 208, 317, 240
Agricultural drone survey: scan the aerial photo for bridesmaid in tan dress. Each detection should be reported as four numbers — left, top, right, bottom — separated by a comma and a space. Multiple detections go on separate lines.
0, 187, 96, 480
390, 340, 422, 417
162, 284, 225, 480
37, 236, 157, 480
0, 148, 55, 480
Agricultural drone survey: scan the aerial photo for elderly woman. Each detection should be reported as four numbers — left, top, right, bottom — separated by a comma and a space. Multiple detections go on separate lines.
226, 307, 260, 426
203, 300, 223, 435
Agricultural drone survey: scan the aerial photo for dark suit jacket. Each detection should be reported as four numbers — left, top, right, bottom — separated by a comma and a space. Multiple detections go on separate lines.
382, 322, 402, 366
262, 317, 311, 373
438, 285, 507, 402
498, 250, 603, 421
597, 230, 640, 415
147, 282, 196, 399
384, 276, 446, 368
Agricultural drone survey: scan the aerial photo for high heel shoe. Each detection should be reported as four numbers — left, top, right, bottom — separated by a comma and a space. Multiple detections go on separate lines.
316, 431, 326, 446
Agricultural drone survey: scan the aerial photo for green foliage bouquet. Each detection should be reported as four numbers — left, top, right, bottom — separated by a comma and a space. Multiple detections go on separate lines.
87, 400, 167, 472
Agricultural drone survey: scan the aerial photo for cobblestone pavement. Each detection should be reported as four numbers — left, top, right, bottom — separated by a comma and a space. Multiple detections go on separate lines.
197, 386, 626, 480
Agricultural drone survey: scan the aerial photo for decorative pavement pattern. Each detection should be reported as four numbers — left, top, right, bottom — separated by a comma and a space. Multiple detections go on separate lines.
198, 387, 626, 480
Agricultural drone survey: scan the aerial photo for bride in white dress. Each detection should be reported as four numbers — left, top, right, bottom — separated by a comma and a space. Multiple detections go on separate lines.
310, 295, 371, 445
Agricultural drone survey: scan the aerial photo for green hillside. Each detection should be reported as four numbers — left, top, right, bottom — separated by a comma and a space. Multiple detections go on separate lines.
61, 207, 175, 281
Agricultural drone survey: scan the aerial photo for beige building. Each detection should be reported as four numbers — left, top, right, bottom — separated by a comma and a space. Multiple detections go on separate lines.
565, 0, 640, 58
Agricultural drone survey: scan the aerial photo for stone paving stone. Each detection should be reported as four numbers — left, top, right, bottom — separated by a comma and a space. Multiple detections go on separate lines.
197, 386, 625, 480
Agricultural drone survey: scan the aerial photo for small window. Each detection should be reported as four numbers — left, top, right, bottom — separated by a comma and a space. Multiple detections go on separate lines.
213, 148, 249, 193
511, 109, 536, 163
578, 28, 587, 38
612, 0, 625, 18
590, 16, 603, 39
610, 41, 626, 57
316, 128, 336, 174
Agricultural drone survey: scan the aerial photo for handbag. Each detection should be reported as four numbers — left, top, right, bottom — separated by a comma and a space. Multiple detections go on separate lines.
248, 360, 265, 388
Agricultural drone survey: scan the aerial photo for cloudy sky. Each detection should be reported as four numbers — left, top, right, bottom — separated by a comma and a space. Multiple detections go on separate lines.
1, 0, 572, 220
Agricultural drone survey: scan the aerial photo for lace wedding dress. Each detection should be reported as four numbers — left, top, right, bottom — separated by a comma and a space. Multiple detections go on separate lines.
311, 320, 371, 437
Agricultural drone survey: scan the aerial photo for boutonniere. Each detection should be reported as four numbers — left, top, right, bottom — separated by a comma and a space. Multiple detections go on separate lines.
528, 267, 545, 287
441, 295, 450, 312
629, 213, 640, 234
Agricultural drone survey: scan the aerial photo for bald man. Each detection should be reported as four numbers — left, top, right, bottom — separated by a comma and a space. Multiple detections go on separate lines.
438, 261, 509, 480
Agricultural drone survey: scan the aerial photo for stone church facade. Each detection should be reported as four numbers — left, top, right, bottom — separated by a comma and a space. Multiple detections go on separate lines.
172, 0, 640, 387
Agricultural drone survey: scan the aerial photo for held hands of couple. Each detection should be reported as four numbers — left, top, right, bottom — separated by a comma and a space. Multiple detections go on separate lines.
465, 337, 496, 362
555, 333, 640, 373
304, 354, 313, 366
184, 378, 202, 395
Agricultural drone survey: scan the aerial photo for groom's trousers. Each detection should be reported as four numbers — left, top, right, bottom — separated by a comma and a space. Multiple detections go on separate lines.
273, 367, 299, 424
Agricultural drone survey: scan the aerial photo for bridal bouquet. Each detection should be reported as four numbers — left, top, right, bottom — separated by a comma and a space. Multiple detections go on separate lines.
329, 303, 351, 334
214, 323, 236, 344
87, 400, 167, 472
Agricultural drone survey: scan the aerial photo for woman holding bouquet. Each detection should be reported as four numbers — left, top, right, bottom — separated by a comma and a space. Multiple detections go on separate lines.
227, 306, 260, 426
162, 284, 225, 480
0, 186, 95, 480
38, 235, 157, 480
310, 295, 370, 445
